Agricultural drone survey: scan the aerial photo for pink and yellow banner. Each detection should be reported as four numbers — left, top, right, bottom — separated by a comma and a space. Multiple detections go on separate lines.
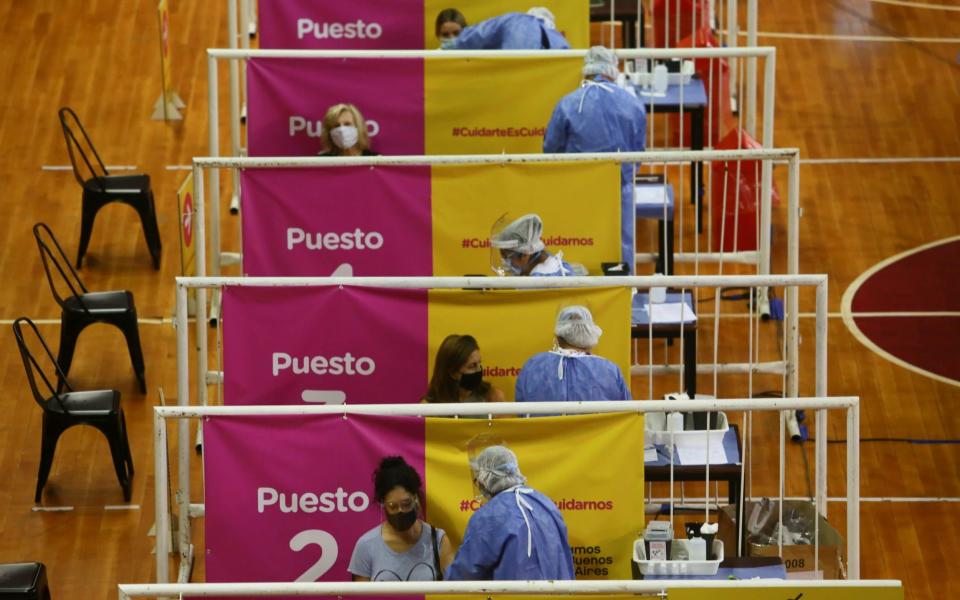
204, 411, 644, 584
245, 56, 581, 156
239, 162, 620, 277
240, 166, 433, 276
246, 57, 425, 156
221, 286, 631, 405
257, 0, 588, 49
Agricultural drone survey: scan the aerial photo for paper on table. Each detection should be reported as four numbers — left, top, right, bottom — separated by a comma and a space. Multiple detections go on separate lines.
635, 185, 672, 206
675, 443, 728, 465
644, 445, 659, 463
642, 302, 697, 324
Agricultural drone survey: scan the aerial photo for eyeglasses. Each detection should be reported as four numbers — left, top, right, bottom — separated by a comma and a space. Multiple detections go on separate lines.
383, 497, 417, 514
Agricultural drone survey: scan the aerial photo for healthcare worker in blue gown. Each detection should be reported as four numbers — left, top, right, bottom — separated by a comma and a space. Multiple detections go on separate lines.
490, 214, 575, 277
543, 46, 647, 273
447, 7, 570, 50
515, 306, 631, 402
444, 446, 574, 580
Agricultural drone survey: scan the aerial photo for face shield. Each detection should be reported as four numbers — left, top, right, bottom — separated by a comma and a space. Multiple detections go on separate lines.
489, 213, 545, 276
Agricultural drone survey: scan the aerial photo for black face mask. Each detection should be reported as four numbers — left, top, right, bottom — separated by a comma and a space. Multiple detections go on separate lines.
386, 508, 418, 532
458, 370, 483, 392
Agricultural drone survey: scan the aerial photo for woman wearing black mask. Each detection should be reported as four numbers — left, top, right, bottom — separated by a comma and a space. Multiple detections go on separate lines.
422, 334, 505, 404
348, 456, 455, 581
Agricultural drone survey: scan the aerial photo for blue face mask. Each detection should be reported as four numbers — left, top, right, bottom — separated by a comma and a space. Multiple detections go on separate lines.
440, 37, 457, 49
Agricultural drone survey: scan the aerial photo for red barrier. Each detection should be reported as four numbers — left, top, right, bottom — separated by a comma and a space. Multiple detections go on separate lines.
711, 128, 780, 253
651, 0, 710, 49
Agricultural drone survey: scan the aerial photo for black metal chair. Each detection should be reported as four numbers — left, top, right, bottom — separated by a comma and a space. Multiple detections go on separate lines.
34, 223, 146, 394
58, 107, 161, 270
0, 562, 51, 599
13, 318, 133, 503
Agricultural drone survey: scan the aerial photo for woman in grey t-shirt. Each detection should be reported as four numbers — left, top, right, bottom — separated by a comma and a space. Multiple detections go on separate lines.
348, 456, 455, 581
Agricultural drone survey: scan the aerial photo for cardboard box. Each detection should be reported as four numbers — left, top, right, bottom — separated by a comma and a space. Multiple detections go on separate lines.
718, 501, 846, 579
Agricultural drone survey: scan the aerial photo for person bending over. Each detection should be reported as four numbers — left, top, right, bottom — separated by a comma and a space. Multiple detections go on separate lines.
490, 214, 574, 277
442, 7, 568, 50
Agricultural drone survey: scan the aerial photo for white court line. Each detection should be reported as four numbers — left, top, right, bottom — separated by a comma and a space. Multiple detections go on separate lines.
841, 234, 960, 389
41, 165, 137, 171
868, 0, 960, 11
31, 506, 74, 512
738, 30, 960, 44
803, 157, 960, 165
105, 504, 141, 511
165, 165, 193, 170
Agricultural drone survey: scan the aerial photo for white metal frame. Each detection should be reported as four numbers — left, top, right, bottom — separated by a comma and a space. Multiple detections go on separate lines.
167, 272, 830, 582
193, 147, 794, 323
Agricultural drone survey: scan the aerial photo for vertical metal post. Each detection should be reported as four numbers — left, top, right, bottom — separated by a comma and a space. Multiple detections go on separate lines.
815, 280, 829, 518
847, 401, 861, 579
726, 0, 738, 109
745, 0, 758, 136
785, 154, 800, 402
206, 53, 221, 282
228, 0, 242, 215
174, 282, 191, 578
757, 50, 776, 316
153, 409, 170, 584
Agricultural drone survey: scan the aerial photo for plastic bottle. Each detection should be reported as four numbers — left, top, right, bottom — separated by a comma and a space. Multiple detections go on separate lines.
652, 63, 669, 94
687, 535, 707, 561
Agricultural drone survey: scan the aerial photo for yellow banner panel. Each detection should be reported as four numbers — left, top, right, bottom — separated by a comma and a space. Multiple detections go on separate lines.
177, 171, 196, 277
425, 412, 645, 580
427, 287, 631, 402
423, 0, 588, 49
425, 57, 582, 154
671, 586, 903, 600
431, 162, 621, 276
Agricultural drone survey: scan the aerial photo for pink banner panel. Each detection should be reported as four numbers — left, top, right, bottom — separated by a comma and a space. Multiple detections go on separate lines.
204, 413, 426, 584
258, 0, 425, 49
222, 286, 428, 405
241, 167, 432, 276
247, 57, 425, 156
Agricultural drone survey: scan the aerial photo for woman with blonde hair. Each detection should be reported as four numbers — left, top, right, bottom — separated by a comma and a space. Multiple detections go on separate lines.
319, 103, 379, 156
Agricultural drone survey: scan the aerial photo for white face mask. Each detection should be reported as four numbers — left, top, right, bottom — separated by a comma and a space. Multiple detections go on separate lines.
330, 125, 359, 150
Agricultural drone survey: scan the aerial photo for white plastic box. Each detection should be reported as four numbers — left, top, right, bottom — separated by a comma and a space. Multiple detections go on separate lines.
633, 538, 724, 576
644, 410, 729, 448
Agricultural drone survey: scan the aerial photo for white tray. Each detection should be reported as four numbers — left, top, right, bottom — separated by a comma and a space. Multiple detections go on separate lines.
644, 410, 729, 448
633, 538, 724, 576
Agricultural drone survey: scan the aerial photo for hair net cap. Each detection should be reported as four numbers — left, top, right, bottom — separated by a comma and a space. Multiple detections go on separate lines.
473, 445, 526, 496
582, 45, 619, 80
491, 214, 546, 255
527, 7, 557, 30
555, 305, 603, 349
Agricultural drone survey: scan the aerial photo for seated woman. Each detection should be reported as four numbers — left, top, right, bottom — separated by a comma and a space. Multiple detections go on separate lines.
515, 305, 631, 402
319, 103, 379, 157
422, 334, 505, 403
348, 456, 455, 581
490, 213, 575, 277
435, 8, 467, 48
443, 7, 569, 50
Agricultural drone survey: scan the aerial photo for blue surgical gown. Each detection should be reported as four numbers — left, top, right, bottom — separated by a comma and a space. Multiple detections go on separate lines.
529, 253, 574, 277
445, 486, 575, 581
543, 78, 648, 271
453, 13, 570, 50
515, 351, 631, 402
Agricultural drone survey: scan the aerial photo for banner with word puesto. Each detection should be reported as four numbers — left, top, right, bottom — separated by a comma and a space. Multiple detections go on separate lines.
257, 0, 588, 49
240, 167, 432, 276
203, 412, 643, 584
428, 287, 631, 402
222, 286, 429, 405
431, 162, 620, 275
259, 0, 425, 49
221, 286, 631, 405
246, 57, 425, 156
245, 56, 583, 156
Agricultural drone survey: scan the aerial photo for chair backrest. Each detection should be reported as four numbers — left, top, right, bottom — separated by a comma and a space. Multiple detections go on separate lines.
58, 107, 108, 190
33, 223, 89, 312
12, 317, 73, 411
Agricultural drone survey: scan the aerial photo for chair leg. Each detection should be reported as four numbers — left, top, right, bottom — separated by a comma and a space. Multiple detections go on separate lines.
120, 314, 147, 394
76, 194, 99, 269
135, 191, 162, 270
120, 412, 135, 477
95, 419, 132, 502
36, 416, 67, 503
56, 316, 86, 392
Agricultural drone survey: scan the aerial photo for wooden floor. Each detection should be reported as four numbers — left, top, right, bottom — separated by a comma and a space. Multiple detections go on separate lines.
0, 1, 957, 598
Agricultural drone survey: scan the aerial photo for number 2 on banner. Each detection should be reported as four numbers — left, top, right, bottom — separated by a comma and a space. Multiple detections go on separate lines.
290, 529, 339, 582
